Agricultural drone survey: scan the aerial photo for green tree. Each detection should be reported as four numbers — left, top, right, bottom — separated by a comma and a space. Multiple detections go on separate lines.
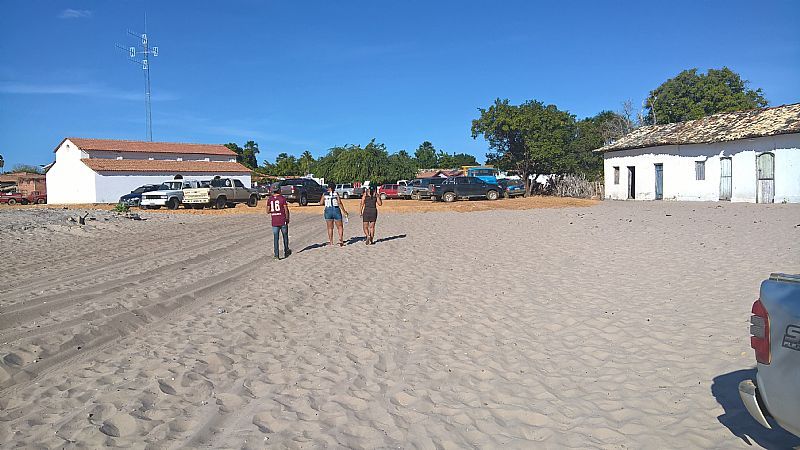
10, 164, 44, 174
274, 153, 300, 176
472, 98, 576, 195
241, 141, 260, 169
387, 150, 418, 181
644, 67, 768, 124
299, 150, 315, 175
414, 141, 438, 169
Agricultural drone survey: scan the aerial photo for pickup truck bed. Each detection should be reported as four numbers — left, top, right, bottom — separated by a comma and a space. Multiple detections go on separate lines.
739, 273, 800, 438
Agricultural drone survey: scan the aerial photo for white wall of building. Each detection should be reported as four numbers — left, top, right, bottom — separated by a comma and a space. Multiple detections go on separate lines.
85, 150, 235, 162
94, 173, 251, 203
47, 138, 251, 204
46, 139, 98, 203
603, 133, 800, 203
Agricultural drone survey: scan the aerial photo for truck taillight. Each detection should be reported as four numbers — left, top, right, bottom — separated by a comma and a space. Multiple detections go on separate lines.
750, 299, 770, 365
291, 186, 295, 193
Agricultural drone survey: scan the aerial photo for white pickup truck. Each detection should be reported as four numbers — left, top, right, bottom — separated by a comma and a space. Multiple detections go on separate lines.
140, 179, 203, 210
739, 273, 800, 438
182, 177, 259, 209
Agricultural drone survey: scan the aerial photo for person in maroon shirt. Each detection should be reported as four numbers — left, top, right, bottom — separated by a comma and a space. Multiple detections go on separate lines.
268, 185, 291, 259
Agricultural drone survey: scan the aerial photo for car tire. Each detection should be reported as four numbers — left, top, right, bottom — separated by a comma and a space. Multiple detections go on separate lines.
215, 196, 227, 209
167, 198, 179, 210
247, 195, 258, 207
380, 193, 387, 200
20, 199, 29, 205
443, 192, 456, 203
487, 190, 498, 200
342, 192, 349, 199
7, 198, 16, 205
299, 194, 308, 206
37, 198, 46, 204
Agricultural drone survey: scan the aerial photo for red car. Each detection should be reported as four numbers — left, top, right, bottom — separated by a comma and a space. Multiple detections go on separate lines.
0, 191, 47, 205
378, 184, 402, 200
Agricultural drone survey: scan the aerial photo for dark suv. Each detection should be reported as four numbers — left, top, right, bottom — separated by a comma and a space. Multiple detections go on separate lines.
410, 177, 447, 200
430, 176, 500, 202
274, 178, 326, 206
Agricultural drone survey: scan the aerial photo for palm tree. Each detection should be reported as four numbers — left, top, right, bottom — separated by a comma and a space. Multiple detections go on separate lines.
299, 150, 315, 175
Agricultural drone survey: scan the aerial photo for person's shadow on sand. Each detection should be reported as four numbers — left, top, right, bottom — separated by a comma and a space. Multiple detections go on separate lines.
373, 234, 406, 244
711, 368, 800, 449
297, 242, 329, 253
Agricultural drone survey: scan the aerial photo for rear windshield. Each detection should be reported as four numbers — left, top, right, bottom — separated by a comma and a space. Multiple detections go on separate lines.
279, 179, 305, 186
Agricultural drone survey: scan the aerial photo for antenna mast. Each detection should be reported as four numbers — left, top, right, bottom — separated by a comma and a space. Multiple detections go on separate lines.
116, 14, 159, 141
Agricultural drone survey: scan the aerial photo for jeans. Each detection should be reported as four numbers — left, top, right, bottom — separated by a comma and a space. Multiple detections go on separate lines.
272, 224, 289, 257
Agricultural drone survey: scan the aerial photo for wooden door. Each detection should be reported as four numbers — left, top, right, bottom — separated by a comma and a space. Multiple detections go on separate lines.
756, 153, 774, 204
719, 157, 732, 201
654, 164, 663, 200
627, 166, 636, 199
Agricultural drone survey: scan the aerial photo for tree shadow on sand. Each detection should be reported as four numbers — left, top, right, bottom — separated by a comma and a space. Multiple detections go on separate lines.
711, 368, 800, 449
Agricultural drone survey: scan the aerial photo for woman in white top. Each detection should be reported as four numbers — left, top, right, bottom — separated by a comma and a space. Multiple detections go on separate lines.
319, 183, 349, 247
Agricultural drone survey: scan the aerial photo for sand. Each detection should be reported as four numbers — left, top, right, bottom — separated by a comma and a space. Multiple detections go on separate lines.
0, 201, 798, 448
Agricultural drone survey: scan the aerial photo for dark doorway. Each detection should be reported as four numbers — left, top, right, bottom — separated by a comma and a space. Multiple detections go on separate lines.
627, 166, 636, 199
654, 164, 663, 200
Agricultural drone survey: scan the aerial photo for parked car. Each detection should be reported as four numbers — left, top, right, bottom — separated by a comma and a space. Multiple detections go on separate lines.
739, 273, 800, 438
253, 184, 272, 199
410, 178, 447, 200
119, 184, 161, 207
335, 183, 356, 199
273, 178, 326, 206
430, 176, 500, 202
499, 179, 525, 198
182, 177, 259, 209
140, 179, 203, 210
0, 191, 47, 205
378, 184, 402, 200
399, 179, 423, 199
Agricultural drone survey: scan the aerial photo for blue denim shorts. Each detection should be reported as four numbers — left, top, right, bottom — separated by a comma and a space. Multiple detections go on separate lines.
324, 206, 342, 221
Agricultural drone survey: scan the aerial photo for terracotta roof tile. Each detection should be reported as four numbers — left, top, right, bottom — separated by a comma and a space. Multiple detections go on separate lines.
81, 159, 251, 173
61, 138, 236, 156
595, 103, 800, 153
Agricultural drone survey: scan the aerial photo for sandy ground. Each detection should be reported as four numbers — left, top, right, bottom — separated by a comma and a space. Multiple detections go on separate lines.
0, 201, 798, 448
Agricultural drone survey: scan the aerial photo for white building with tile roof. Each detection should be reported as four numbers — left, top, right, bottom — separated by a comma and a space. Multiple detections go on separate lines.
595, 104, 800, 203
46, 138, 252, 204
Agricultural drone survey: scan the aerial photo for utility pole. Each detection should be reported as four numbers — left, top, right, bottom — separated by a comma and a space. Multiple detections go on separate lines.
116, 14, 159, 141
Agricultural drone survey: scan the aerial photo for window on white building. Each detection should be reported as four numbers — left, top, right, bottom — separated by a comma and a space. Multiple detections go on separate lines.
695, 161, 705, 180
613, 166, 620, 184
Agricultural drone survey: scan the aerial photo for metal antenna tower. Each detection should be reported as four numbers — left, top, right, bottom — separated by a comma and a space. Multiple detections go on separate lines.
116, 14, 159, 141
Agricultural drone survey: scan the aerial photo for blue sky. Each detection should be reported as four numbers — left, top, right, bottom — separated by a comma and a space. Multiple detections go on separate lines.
1, 0, 798, 169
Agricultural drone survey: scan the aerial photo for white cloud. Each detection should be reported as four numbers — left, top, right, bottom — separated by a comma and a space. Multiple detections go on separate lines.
59, 9, 92, 19
0, 82, 178, 101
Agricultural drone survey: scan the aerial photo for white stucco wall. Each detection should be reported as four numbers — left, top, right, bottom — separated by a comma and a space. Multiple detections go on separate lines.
94, 173, 252, 203
602, 133, 800, 203
85, 150, 236, 162
46, 139, 98, 203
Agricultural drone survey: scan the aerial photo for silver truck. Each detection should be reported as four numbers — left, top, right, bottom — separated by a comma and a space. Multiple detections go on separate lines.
335, 183, 356, 199
739, 273, 800, 438
182, 177, 259, 209
140, 179, 203, 210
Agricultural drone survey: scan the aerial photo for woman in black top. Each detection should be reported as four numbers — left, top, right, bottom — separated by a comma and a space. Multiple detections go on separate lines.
360, 185, 382, 245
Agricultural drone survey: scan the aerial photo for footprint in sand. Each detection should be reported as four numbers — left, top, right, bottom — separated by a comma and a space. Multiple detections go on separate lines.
157, 379, 177, 395
98, 414, 137, 437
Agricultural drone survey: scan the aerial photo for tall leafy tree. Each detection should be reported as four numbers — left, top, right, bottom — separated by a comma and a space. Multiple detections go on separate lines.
436, 151, 478, 169
299, 150, 315, 175
414, 141, 438, 169
644, 67, 768, 124
387, 150, 418, 181
472, 98, 576, 195
241, 141, 260, 169
274, 153, 300, 176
